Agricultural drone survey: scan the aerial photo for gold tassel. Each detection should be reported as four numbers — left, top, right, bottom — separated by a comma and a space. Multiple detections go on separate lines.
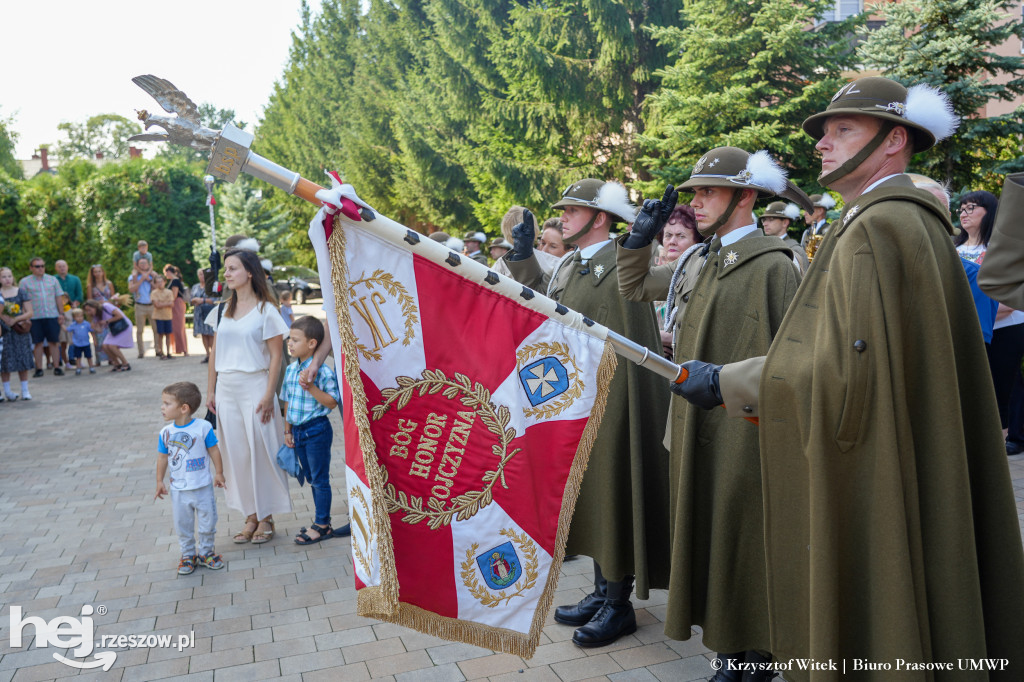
327, 214, 400, 612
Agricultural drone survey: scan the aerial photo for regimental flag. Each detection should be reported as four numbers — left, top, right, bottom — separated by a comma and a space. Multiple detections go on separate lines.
308, 206, 617, 658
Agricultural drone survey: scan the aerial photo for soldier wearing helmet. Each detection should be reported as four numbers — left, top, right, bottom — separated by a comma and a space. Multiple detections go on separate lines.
674, 76, 1024, 678
618, 147, 806, 680
760, 201, 809, 273
502, 179, 670, 649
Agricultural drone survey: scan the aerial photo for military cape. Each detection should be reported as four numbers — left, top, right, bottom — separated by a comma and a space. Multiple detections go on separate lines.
667, 233, 799, 652
504, 242, 670, 596
757, 177, 1024, 679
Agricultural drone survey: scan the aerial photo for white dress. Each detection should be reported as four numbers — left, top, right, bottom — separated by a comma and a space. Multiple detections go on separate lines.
207, 302, 291, 518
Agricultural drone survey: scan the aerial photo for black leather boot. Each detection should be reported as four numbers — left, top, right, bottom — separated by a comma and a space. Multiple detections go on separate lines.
709, 652, 744, 682
741, 650, 777, 682
571, 575, 637, 647
554, 561, 607, 626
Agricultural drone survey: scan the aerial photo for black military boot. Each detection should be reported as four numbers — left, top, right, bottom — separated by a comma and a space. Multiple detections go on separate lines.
741, 650, 777, 682
709, 652, 744, 682
571, 575, 636, 647
554, 561, 607, 626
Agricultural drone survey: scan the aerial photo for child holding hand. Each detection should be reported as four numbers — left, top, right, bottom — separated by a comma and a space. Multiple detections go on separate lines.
279, 316, 348, 543
156, 381, 227, 575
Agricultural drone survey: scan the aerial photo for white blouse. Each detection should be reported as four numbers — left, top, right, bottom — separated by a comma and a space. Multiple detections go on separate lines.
206, 302, 289, 373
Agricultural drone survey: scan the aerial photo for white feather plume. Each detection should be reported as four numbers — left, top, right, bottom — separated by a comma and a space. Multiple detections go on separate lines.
260, 258, 273, 273
816, 193, 836, 209
745, 150, 788, 194
235, 237, 261, 253
905, 84, 959, 143
446, 237, 464, 252
783, 203, 802, 221
595, 181, 638, 223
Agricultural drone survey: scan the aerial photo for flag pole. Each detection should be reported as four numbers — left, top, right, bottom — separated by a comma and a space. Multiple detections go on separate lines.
128, 74, 688, 387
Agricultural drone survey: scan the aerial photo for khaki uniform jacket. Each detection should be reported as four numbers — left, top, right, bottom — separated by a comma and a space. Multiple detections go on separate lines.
467, 251, 489, 267
503, 243, 671, 597
721, 176, 1024, 679
782, 235, 810, 274
979, 171, 1024, 308
617, 237, 707, 450
666, 232, 799, 652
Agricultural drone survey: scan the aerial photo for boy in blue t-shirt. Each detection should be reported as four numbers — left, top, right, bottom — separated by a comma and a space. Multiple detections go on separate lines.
67, 308, 96, 375
156, 381, 226, 575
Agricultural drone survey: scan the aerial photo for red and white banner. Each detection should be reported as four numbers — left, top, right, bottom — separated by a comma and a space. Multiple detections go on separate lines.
308, 205, 616, 657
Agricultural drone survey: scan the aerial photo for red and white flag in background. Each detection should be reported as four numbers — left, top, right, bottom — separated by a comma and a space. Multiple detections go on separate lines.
308, 197, 616, 657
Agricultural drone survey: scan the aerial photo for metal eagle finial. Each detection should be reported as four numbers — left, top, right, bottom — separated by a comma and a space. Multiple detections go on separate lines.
128, 75, 219, 151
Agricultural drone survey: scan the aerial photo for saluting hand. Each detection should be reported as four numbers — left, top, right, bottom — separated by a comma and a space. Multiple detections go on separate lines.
509, 209, 536, 261
624, 184, 678, 250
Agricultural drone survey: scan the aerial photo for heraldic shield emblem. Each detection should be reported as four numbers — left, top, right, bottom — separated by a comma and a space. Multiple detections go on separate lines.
518, 357, 570, 406
476, 541, 523, 590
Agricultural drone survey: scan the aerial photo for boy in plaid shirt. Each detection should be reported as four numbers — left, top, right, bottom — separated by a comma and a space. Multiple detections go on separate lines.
279, 316, 348, 543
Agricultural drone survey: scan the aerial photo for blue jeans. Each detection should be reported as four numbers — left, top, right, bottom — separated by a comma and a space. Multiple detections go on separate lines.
293, 416, 333, 526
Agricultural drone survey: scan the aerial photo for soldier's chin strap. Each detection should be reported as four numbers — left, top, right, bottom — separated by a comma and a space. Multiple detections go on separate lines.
818, 122, 895, 187
697, 190, 744, 238
562, 211, 601, 245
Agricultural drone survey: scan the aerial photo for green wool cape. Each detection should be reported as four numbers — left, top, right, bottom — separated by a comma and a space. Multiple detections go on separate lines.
758, 177, 1024, 680
504, 242, 671, 597
667, 233, 799, 652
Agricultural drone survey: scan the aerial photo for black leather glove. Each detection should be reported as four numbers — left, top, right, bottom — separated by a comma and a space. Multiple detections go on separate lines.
670, 360, 723, 410
623, 184, 678, 250
509, 208, 536, 261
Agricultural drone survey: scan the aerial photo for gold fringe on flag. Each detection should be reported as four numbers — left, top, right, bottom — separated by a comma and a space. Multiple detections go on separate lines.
327, 213, 400, 613
326, 211, 619, 658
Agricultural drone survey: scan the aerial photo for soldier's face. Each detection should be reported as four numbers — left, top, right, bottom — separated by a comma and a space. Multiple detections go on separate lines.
762, 217, 789, 237
688, 186, 733, 231
816, 114, 880, 176
560, 206, 599, 241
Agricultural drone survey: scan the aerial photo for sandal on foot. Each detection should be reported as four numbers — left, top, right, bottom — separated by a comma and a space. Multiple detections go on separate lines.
177, 555, 197, 575
252, 518, 275, 544
233, 514, 259, 543
294, 523, 332, 545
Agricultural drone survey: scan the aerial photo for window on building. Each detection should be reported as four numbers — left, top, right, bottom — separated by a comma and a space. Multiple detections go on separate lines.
825, 0, 863, 22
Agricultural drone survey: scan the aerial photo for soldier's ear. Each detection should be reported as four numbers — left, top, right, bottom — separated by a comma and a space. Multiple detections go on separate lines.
887, 125, 911, 158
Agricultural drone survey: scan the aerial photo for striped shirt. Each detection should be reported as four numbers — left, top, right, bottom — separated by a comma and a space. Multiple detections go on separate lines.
18, 274, 63, 318
279, 357, 339, 426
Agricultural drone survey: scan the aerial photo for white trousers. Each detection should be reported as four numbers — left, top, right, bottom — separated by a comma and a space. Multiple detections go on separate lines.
172, 484, 218, 557
216, 371, 291, 519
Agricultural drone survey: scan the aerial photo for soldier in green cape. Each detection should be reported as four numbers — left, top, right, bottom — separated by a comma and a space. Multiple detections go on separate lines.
675, 76, 1024, 680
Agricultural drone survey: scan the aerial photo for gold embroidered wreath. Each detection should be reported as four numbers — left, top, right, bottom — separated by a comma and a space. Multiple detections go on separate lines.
459, 528, 539, 608
372, 369, 520, 530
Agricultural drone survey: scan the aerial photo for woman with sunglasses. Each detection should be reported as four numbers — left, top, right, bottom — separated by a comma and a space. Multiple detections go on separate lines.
956, 190, 1024, 454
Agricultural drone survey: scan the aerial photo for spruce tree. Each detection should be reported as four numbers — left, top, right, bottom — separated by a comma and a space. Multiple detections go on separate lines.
857, 0, 1024, 193
192, 176, 294, 266
640, 0, 858, 193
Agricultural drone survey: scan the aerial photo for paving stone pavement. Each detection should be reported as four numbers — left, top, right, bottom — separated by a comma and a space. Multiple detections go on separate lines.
1, 315, 1023, 682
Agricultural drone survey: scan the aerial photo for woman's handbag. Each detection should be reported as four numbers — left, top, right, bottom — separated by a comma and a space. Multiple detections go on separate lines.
108, 317, 129, 335
12, 319, 31, 334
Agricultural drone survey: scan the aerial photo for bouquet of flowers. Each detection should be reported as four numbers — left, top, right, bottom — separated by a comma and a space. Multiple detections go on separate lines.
3, 302, 21, 317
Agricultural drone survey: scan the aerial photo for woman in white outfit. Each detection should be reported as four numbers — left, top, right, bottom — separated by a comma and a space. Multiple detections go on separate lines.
206, 248, 291, 544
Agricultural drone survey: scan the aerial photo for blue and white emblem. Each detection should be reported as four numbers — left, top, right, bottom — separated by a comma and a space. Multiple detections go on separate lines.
476, 541, 523, 590
519, 356, 570, 406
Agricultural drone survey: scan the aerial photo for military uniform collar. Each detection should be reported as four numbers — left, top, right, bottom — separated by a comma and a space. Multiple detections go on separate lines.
720, 223, 759, 247
714, 232, 792, 277
578, 237, 615, 261
861, 172, 904, 196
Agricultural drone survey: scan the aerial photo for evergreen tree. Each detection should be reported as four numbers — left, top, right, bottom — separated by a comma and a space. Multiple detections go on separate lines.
857, 0, 1024, 194
192, 176, 294, 266
0, 114, 22, 179
640, 0, 859, 193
